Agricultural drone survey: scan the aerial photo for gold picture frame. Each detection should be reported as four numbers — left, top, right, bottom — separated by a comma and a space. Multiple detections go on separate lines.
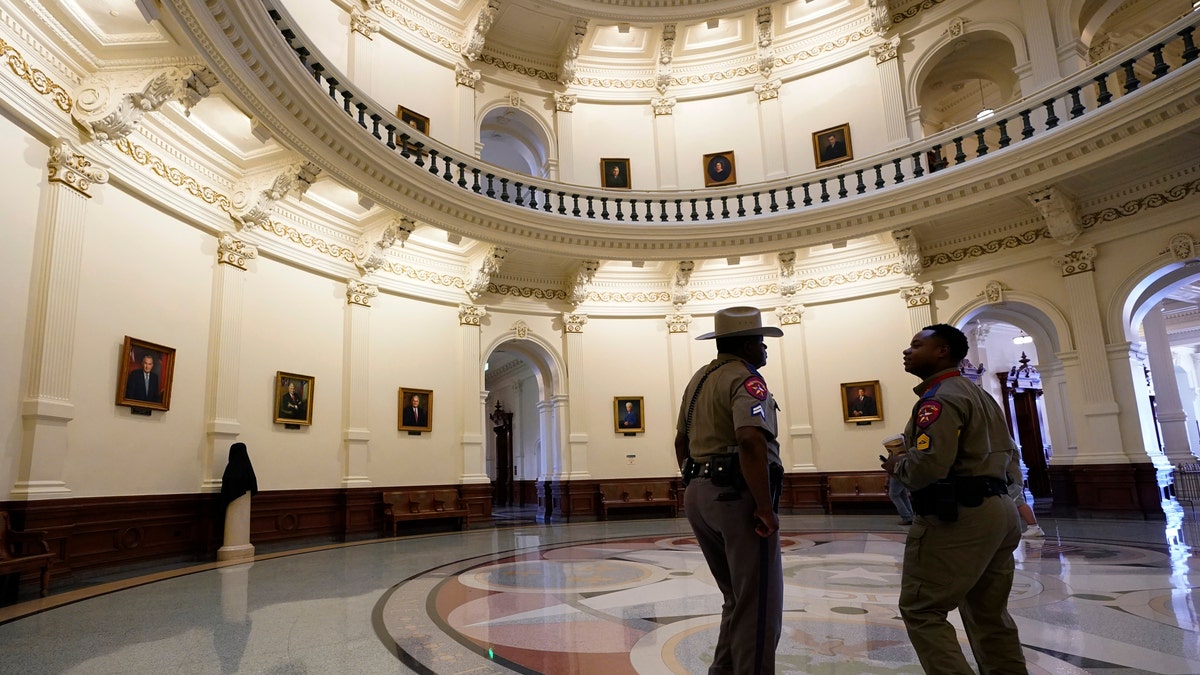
115, 336, 176, 412
614, 396, 645, 434
841, 380, 883, 423
813, 123, 853, 168
274, 371, 314, 426
399, 387, 433, 432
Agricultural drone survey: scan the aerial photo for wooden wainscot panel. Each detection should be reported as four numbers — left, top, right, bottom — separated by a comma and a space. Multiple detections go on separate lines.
459, 483, 494, 523
780, 473, 825, 512
1067, 463, 1165, 519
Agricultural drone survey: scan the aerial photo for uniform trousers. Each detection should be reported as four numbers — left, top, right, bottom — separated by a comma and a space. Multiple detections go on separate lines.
899, 493, 1026, 674
684, 476, 782, 675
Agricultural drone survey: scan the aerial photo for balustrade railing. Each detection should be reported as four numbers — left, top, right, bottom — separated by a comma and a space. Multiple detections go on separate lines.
263, 2, 1199, 225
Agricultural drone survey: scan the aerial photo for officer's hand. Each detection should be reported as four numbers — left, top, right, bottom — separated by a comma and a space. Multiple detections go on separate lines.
881, 453, 902, 475
754, 508, 779, 538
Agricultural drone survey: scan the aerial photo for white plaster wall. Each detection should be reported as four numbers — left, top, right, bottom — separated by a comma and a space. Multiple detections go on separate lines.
367, 294, 464, 486
580, 317, 677, 478
674, 92, 766, 187
283, 1, 350, 76
66, 185, 214, 496
372, 39, 464, 152
566, 102, 657, 189
780, 57, 888, 173
237, 258, 344, 489
799, 295, 914, 471
0, 118, 47, 494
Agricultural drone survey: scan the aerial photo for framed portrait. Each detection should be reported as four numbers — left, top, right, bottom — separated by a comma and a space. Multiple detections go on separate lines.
115, 336, 176, 411
813, 123, 853, 168
614, 396, 645, 434
396, 106, 429, 135
841, 380, 883, 423
399, 387, 433, 432
703, 151, 737, 187
600, 158, 631, 190
274, 371, 314, 426
396, 106, 430, 154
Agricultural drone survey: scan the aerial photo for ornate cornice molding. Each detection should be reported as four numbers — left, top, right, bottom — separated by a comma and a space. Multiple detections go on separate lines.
777, 304, 804, 326
0, 36, 72, 112
47, 137, 109, 196
1080, 177, 1200, 229
72, 65, 219, 142
891, 0, 949, 27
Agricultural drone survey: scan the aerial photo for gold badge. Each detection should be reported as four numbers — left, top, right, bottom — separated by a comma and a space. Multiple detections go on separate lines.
916, 433, 930, 450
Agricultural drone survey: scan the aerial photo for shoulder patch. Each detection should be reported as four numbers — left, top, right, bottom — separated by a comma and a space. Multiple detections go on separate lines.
743, 376, 769, 401
915, 400, 942, 428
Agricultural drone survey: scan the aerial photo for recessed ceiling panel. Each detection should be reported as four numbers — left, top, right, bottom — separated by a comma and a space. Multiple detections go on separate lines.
61, 0, 169, 45
679, 17, 747, 52
589, 25, 655, 55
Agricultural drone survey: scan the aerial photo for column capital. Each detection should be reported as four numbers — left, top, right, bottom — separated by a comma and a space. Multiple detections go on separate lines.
350, 9, 380, 39
346, 280, 378, 307
217, 233, 258, 270
563, 312, 588, 333
900, 282, 935, 308
1053, 247, 1096, 276
869, 35, 901, 64
777, 304, 805, 326
47, 138, 109, 197
666, 313, 691, 334
554, 92, 577, 112
459, 304, 487, 326
455, 64, 481, 88
651, 97, 676, 116
754, 79, 780, 102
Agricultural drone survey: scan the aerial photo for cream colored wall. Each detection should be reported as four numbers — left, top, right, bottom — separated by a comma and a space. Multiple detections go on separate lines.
674, 93, 766, 186
61, 186, 213, 496
567, 102, 657, 189
780, 57, 889, 172
373, 39, 463, 152
579, 317, 677, 478
799, 295, 915, 471
284, 1, 350, 76
367, 294, 464, 486
0, 118, 46, 495
236, 257, 345, 489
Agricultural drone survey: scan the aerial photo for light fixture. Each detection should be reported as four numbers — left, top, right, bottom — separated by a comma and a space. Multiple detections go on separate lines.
706, 18, 720, 29
617, 23, 630, 34
1012, 330, 1033, 345
975, 79, 994, 121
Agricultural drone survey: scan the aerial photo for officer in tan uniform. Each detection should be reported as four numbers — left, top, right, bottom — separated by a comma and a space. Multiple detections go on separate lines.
674, 306, 784, 675
882, 324, 1026, 674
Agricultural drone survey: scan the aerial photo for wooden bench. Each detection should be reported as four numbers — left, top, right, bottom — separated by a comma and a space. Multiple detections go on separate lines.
825, 473, 891, 514
598, 481, 678, 520
0, 511, 52, 599
382, 489, 470, 535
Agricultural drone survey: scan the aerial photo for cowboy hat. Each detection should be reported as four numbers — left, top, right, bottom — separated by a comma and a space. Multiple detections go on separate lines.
696, 306, 784, 340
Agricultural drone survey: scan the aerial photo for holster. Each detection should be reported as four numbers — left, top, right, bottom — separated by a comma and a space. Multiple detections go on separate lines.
708, 453, 742, 488
911, 479, 958, 522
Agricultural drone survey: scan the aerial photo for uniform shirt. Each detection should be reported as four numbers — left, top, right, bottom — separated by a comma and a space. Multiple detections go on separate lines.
894, 368, 1016, 492
676, 354, 781, 466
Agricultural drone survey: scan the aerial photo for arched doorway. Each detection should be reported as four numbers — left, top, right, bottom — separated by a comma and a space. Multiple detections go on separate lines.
484, 330, 567, 521
479, 105, 553, 178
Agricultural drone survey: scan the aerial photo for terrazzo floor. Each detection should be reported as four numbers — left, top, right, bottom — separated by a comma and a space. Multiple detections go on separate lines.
1, 504, 1198, 674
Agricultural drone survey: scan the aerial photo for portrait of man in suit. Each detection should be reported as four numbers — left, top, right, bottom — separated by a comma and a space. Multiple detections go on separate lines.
703, 151, 736, 187
399, 388, 434, 431
848, 387, 877, 417
814, 124, 853, 167
842, 381, 882, 422
116, 336, 175, 411
601, 158, 630, 189
124, 354, 161, 403
273, 372, 314, 425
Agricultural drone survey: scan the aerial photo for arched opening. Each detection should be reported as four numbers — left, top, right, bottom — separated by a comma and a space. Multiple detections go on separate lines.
479, 106, 552, 178
914, 31, 1020, 135
484, 332, 565, 521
